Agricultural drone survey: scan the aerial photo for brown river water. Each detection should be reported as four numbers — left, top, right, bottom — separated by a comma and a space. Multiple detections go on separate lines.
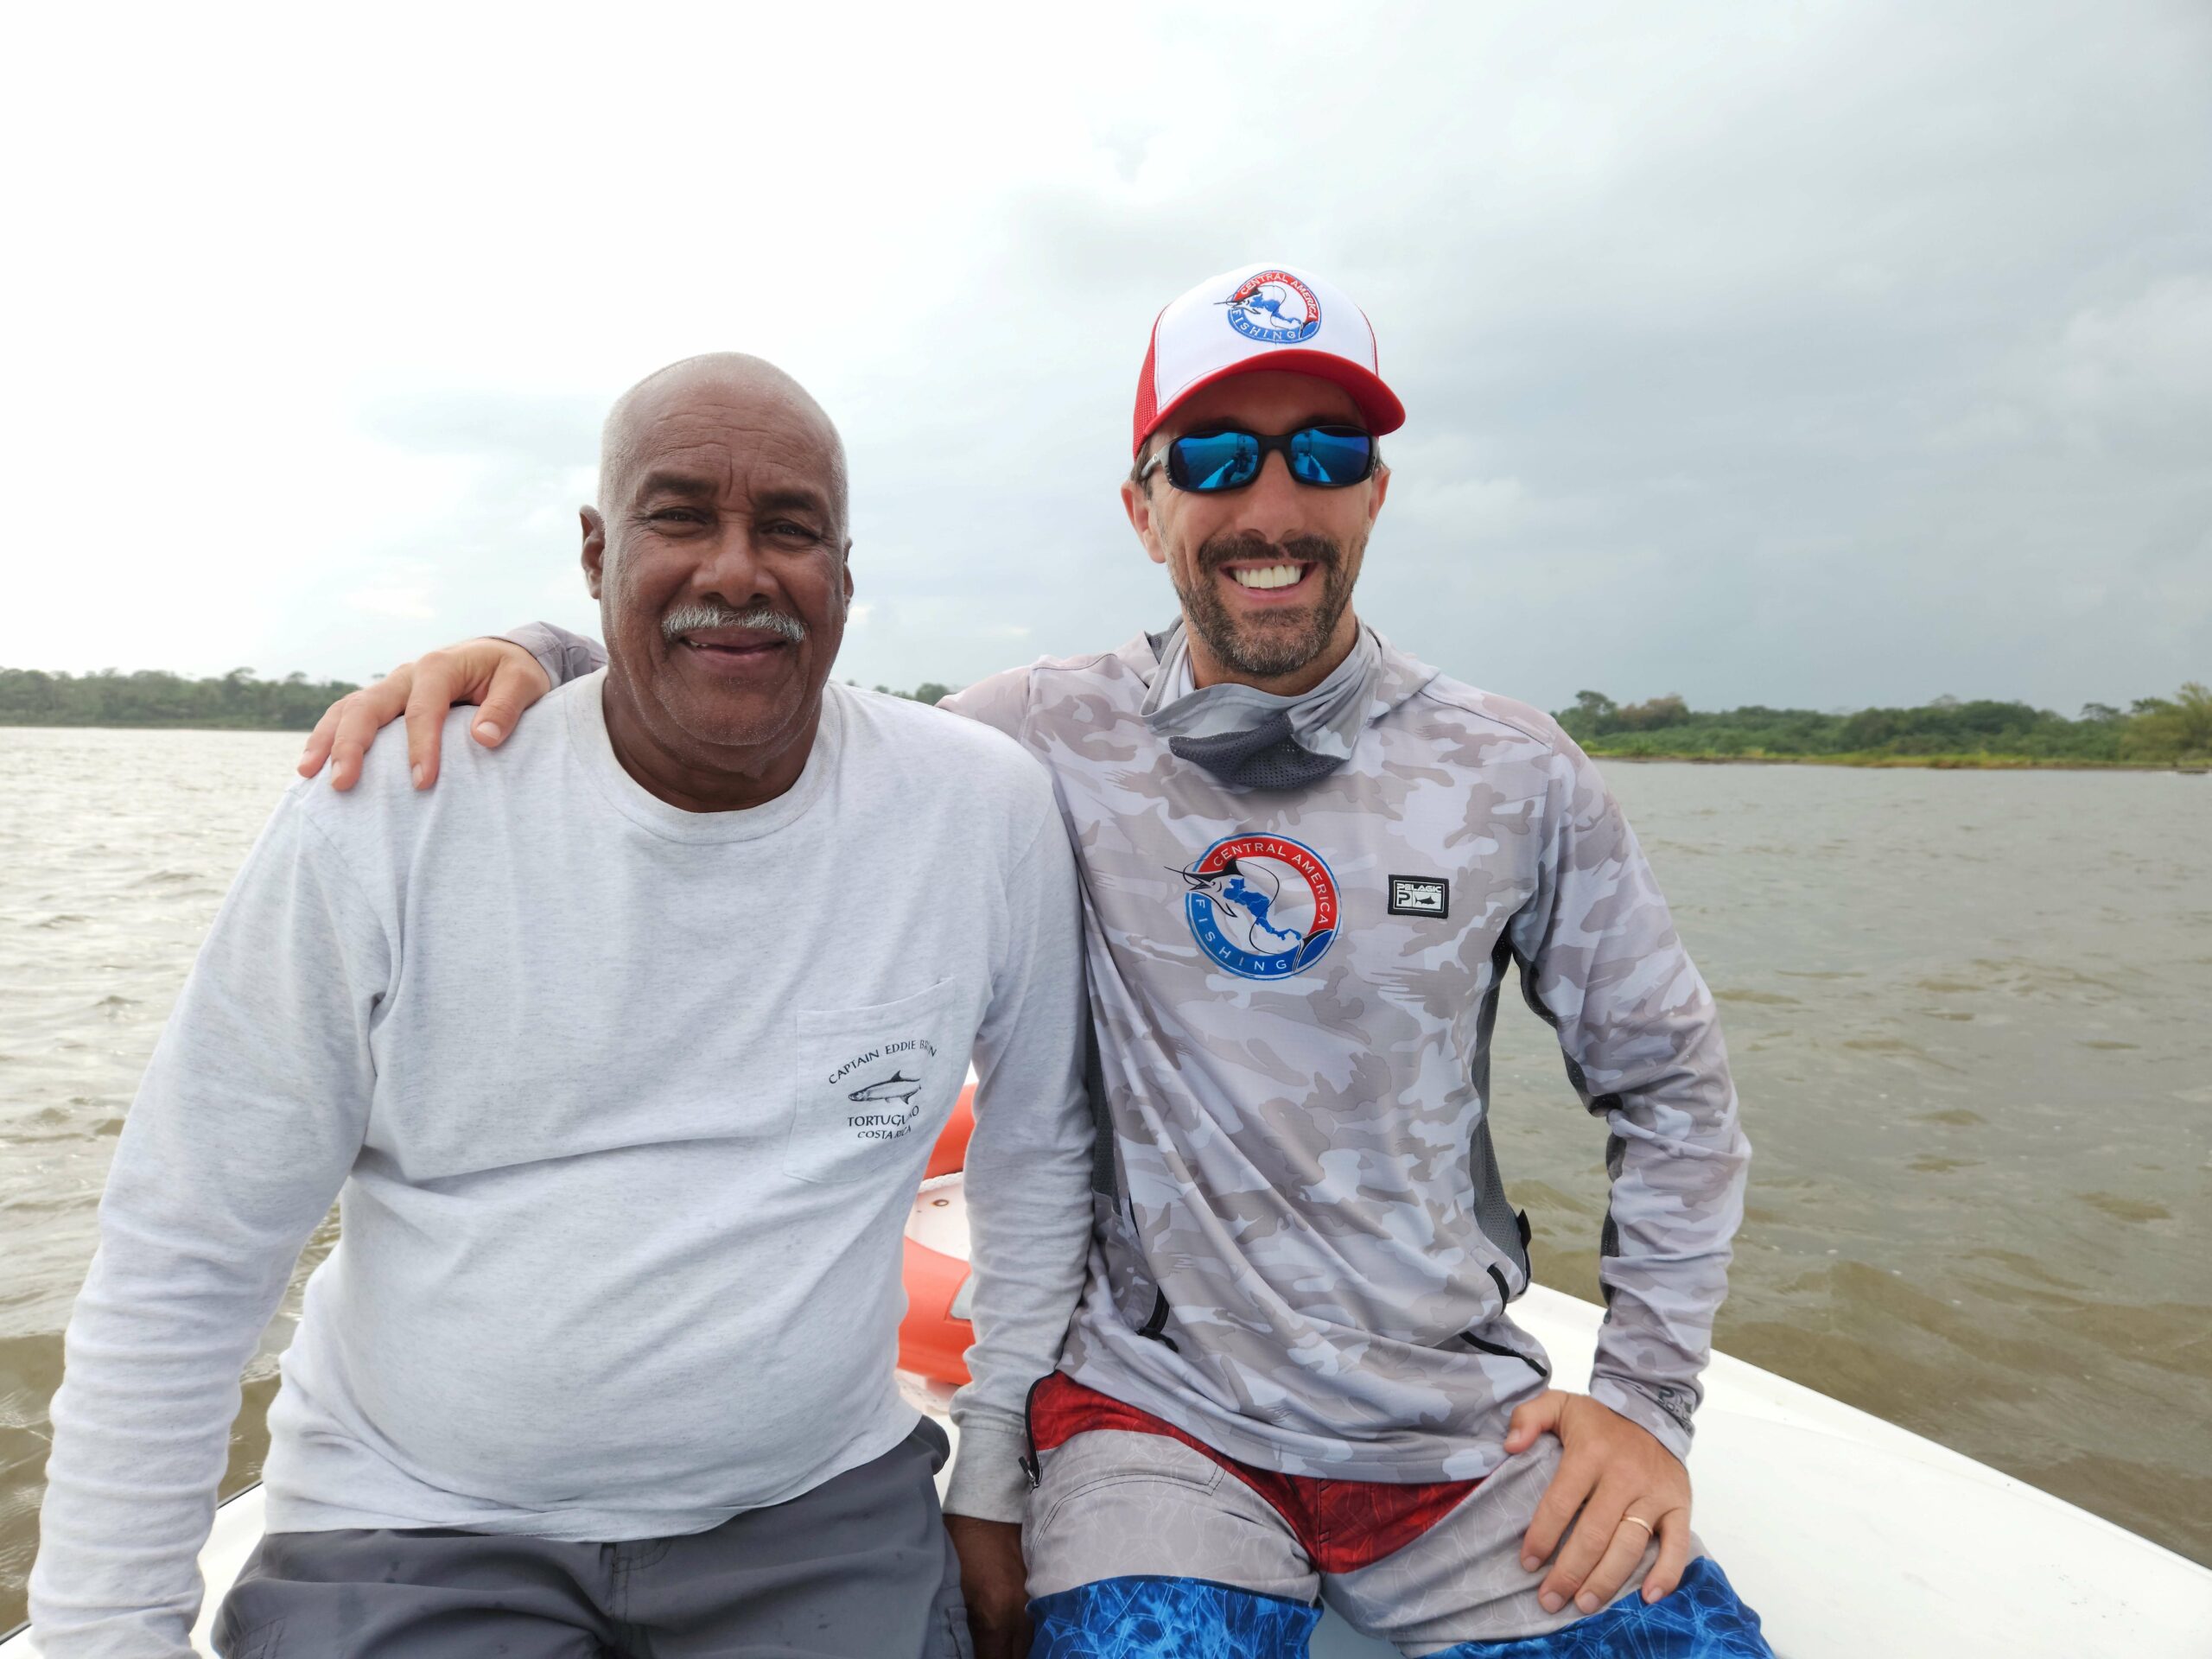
1, 726, 2208, 1630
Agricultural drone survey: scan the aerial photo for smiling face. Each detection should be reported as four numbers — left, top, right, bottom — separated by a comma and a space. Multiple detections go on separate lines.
1122, 370, 1389, 695
583, 354, 853, 809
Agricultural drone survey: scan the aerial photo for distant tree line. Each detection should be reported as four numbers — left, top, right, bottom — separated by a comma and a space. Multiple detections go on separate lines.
9, 666, 2207, 762
0, 667, 367, 729
0, 666, 964, 729
851, 680, 957, 707
1555, 683, 2212, 764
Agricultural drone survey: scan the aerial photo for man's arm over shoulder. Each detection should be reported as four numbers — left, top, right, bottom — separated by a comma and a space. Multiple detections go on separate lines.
1507, 731, 1750, 1460
937, 665, 1033, 744
29, 791, 387, 1656
940, 760, 1092, 1522
503, 621, 607, 689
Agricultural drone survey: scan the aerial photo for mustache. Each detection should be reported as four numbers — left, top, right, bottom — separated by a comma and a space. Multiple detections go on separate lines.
660, 601, 808, 644
1194, 530, 1343, 574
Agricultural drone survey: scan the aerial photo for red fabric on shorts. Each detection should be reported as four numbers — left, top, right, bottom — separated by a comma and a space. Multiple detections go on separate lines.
1028, 1371, 1481, 1574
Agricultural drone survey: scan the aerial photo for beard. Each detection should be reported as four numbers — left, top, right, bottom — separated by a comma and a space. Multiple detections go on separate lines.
1171, 528, 1359, 680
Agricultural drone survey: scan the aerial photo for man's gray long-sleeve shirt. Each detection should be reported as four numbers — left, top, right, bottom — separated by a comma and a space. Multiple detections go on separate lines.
30, 673, 1094, 1656
508, 624, 1751, 1480
947, 632, 1748, 1478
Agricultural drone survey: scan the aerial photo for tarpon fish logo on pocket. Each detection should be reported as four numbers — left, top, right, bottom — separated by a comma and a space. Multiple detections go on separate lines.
846, 1069, 926, 1136
825, 1040, 939, 1142
848, 1071, 925, 1108
790, 981, 957, 1185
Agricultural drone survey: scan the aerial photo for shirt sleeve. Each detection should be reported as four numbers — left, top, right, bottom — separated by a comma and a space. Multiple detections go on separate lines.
1505, 741, 1749, 1461
29, 793, 388, 1657
939, 795, 1095, 1522
936, 664, 1032, 742
500, 621, 607, 689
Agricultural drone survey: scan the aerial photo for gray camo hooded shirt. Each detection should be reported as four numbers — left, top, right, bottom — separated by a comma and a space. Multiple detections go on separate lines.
943, 628, 1749, 1482
512, 620, 1750, 1486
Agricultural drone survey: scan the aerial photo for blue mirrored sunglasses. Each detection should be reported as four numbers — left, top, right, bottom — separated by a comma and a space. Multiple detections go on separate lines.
1150, 424, 1376, 493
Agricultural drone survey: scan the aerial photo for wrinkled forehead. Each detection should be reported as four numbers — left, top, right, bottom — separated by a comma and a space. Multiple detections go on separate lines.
603, 374, 844, 512
1162, 370, 1364, 436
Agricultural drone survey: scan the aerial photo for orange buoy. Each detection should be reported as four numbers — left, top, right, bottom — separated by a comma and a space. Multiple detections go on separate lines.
925, 1084, 976, 1179
899, 1236, 973, 1384
899, 1084, 978, 1384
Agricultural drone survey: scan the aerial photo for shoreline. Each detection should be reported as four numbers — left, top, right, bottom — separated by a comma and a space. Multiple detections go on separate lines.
6, 726, 2208, 773
1591, 751, 2206, 772
1, 721, 321, 734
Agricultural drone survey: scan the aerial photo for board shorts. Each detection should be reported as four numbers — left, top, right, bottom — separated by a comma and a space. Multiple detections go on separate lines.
213, 1419, 971, 1658
1020, 1374, 1771, 1657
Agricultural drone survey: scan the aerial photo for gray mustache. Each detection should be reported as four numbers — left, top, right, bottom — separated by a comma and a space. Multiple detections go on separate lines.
661, 602, 807, 644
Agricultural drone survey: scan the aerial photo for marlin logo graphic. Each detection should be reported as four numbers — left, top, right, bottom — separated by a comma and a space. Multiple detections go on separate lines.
1172, 859, 1305, 950
1218, 289, 1299, 326
1179, 830, 1340, 978
848, 1071, 925, 1107
1176, 857, 1239, 898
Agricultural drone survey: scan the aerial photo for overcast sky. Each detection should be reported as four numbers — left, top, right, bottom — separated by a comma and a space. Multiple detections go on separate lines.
4, 0, 2206, 715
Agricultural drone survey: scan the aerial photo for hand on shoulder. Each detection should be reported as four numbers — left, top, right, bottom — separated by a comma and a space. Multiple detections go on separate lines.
299, 638, 552, 792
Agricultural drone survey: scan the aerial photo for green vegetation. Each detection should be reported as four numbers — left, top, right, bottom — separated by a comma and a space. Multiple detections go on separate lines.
6, 666, 2206, 766
1555, 684, 2212, 767
0, 667, 963, 729
852, 680, 956, 707
0, 667, 365, 730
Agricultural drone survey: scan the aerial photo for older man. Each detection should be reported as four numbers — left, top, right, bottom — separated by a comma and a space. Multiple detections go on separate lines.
306, 265, 1774, 1656
29, 354, 1093, 1658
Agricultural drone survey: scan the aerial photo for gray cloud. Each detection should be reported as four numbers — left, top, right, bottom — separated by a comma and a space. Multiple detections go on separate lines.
67, 0, 2198, 716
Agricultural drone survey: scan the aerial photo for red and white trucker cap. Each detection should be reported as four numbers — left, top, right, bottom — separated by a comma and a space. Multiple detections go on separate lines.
1132, 262, 1406, 457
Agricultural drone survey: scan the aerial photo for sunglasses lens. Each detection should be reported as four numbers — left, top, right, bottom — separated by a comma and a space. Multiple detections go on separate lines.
1288, 426, 1373, 486
1171, 431, 1261, 491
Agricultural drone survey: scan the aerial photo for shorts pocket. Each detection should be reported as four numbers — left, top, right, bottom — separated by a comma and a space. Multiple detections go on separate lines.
785, 981, 958, 1185
1029, 1439, 1228, 1540
929, 1522, 976, 1659
214, 1614, 285, 1659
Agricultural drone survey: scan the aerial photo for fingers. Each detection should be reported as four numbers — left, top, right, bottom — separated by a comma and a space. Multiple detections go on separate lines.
1518, 1439, 1595, 1575
1503, 1388, 1565, 1455
403, 655, 463, 790
1571, 1507, 1657, 1616
297, 702, 345, 779
1537, 1474, 1629, 1615
964, 1611, 1007, 1659
1643, 1506, 1693, 1604
324, 663, 417, 792
967, 1604, 1028, 1659
470, 649, 554, 749
960, 1583, 1028, 1659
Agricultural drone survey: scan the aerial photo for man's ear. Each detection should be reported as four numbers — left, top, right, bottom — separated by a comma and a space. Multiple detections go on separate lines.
1366, 462, 1390, 528
1121, 477, 1168, 569
582, 506, 607, 599
842, 549, 855, 606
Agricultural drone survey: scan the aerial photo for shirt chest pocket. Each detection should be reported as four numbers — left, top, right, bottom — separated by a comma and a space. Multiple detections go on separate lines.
785, 980, 960, 1186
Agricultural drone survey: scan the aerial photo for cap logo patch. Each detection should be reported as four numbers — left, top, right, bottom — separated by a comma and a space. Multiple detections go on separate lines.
1219, 270, 1321, 345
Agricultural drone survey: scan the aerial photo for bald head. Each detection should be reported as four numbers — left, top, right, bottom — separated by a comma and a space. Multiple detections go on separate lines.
599, 353, 849, 535
578, 350, 856, 810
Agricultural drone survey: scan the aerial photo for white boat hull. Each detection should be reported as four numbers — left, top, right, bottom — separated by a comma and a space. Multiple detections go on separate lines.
9, 1176, 2208, 1657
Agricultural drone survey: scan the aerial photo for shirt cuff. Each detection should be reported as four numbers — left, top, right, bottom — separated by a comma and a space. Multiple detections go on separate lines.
940, 1417, 1033, 1523
1588, 1373, 1697, 1464
496, 622, 571, 692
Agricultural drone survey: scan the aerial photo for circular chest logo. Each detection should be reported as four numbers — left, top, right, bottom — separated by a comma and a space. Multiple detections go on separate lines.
1177, 834, 1339, 980
1220, 270, 1322, 345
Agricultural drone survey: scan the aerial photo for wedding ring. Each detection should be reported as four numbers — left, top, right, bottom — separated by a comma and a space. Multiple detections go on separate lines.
1618, 1515, 1655, 1537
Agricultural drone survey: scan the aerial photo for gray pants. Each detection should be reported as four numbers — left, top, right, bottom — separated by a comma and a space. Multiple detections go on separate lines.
214, 1421, 971, 1659
1024, 1427, 1693, 1653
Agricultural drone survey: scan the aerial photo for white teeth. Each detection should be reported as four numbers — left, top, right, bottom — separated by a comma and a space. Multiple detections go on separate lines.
1230, 563, 1304, 590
